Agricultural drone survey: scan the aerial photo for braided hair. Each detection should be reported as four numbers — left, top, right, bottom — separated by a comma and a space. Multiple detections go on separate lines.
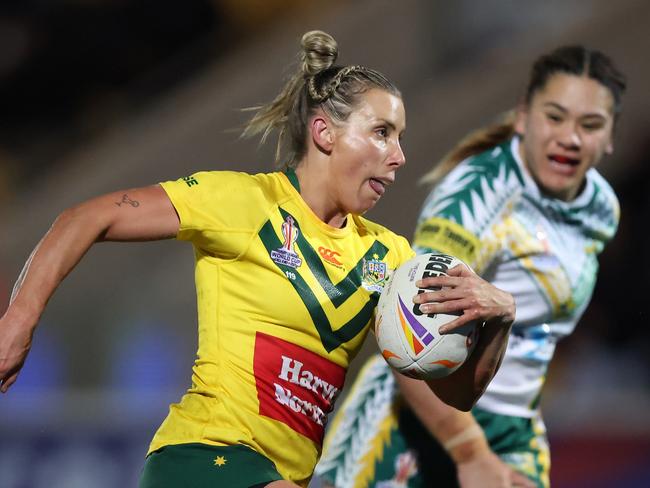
243, 30, 401, 169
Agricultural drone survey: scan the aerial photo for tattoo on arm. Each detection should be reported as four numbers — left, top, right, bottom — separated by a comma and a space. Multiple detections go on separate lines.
115, 194, 140, 208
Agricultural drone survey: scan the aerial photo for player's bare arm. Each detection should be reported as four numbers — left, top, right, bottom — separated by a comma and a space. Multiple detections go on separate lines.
0, 184, 179, 393
416, 265, 514, 410
426, 310, 513, 411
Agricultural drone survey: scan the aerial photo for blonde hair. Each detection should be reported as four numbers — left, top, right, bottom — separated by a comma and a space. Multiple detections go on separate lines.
243, 30, 400, 169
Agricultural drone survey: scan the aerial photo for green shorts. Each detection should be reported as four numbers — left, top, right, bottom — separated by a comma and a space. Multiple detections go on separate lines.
139, 443, 284, 488
474, 408, 550, 488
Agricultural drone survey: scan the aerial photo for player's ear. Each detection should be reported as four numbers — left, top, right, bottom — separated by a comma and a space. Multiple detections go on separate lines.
514, 103, 528, 137
311, 114, 334, 153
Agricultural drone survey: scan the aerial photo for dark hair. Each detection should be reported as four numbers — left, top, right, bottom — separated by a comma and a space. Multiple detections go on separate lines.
243, 30, 401, 169
422, 45, 626, 185
525, 45, 626, 117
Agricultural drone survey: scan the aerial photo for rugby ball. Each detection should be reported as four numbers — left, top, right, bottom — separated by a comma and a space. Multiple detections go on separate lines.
375, 253, 479, 380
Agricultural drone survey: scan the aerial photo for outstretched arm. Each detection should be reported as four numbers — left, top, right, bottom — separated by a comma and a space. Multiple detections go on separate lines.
0, 185, 179, 392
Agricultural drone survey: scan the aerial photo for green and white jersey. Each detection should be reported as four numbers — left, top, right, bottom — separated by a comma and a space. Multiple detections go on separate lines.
412, 137, 619, 417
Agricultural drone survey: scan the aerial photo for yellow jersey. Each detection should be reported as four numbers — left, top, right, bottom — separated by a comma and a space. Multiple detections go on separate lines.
151, 170, 413, 485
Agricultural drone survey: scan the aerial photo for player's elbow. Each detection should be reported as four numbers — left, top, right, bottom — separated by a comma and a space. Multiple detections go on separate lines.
54, 206, 84, 233
56, 202, 111, 241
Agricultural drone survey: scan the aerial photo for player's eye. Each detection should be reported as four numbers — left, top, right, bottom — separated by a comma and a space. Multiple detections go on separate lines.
581, 119, 606, 131
546, 113, 563, 123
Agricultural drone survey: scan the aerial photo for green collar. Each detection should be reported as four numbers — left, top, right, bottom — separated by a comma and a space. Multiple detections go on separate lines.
285, 167, 301, 193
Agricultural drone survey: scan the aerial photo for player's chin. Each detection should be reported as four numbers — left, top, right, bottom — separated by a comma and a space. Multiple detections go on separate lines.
356, 197, 380, 215
346, 189, 383, 215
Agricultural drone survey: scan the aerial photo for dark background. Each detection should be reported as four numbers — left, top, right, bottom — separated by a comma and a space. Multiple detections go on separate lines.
0, 1, 648, 486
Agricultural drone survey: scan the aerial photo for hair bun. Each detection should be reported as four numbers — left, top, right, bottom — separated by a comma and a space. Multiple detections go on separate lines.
300, 30, 338, 77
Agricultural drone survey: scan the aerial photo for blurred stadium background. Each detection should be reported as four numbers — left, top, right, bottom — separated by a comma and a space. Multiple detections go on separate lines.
0, 1, 648, 486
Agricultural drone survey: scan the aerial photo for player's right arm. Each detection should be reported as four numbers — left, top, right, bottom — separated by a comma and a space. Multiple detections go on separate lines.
0, 184, 179, 393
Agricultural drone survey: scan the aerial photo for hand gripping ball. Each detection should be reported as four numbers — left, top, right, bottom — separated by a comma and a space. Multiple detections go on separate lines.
375, 253, 479, 380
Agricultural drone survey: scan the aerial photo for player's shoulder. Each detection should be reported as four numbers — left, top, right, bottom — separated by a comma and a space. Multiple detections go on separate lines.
420, 140, 524, 229
588, 168, 619, 208
353, 215, 404, 240
185, 170, 289, 200
185, 169, 277, 188
353, 215, 413, 257
584, 168, 620, 226
444, 140, 525, 192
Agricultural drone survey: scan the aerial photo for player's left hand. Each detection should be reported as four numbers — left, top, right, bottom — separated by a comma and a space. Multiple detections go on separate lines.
413, 264, 515, 334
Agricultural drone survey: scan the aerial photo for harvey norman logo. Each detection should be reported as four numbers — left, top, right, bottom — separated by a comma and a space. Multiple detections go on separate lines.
253, 332, 345, 444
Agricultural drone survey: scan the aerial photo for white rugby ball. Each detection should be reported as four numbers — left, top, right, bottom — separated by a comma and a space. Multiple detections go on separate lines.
375, 253, 479, 380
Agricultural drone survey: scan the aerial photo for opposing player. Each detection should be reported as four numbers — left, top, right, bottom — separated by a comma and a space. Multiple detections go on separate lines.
316, 45, 625, 487
0, 31, 516, 487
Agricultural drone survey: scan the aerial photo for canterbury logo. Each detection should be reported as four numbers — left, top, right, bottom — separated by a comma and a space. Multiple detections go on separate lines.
318, 246, 342, 266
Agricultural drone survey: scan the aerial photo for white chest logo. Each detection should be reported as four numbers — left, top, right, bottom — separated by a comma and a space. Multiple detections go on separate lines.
270, 215, 303, 269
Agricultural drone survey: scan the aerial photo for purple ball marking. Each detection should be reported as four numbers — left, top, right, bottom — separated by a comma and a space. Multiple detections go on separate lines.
397, 295, 435, 345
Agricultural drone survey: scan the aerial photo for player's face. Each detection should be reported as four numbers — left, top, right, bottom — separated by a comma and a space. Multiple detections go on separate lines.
515, 73, 615, 201
328, 88, 406, 215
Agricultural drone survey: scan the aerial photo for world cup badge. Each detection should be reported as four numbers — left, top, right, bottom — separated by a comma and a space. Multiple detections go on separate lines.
270, 215, 303, 269
362, 254, 388, 293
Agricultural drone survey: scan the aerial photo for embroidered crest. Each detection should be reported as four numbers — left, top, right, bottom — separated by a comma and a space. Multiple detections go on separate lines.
270, 215, 303, 269
362, 254, 388, 292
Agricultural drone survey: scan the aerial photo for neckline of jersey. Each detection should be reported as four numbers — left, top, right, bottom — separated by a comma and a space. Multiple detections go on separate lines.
279, 171, 355, 238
